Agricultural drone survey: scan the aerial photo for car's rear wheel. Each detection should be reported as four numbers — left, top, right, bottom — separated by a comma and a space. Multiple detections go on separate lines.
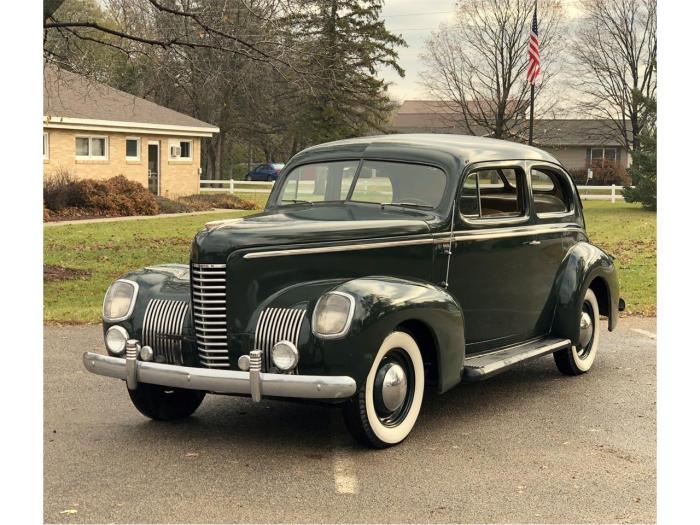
128, 383, 206, 420
554, 288, 600, 375
343, 331, 424, 448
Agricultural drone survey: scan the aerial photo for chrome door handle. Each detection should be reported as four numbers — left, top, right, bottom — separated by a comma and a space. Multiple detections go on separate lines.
525, 240, 541, 246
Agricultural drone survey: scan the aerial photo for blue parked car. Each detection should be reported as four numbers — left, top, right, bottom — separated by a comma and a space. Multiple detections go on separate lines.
244, 163, 285, 181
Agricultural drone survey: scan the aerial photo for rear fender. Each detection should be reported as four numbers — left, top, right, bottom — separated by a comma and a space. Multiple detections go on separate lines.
551, 242, 620, 342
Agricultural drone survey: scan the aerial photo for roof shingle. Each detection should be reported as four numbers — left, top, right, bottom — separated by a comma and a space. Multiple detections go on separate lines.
44, 68, 217, 132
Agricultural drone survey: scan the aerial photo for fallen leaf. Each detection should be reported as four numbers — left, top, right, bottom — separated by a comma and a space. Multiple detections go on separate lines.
185, 452, 199, 458
60, 509, 78, 515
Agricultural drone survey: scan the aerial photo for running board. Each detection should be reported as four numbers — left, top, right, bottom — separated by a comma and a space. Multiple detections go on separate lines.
462, 337, 572, 381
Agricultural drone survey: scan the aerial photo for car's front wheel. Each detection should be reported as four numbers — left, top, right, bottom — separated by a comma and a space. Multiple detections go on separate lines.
554, 288, 601, 375
343, 331, 425, 448
245, 174, 252, 181
128, 383, 206, 420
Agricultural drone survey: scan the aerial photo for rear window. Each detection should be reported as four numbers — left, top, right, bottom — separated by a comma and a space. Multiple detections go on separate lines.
531, 168, 571, 215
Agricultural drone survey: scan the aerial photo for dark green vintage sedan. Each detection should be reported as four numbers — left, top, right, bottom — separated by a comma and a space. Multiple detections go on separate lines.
85, 134, 623, 448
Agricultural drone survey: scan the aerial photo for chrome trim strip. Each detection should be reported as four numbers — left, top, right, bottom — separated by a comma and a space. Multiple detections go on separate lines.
243, 237, 434, 259
83, 352, 357, 399
242, 224, 584, 259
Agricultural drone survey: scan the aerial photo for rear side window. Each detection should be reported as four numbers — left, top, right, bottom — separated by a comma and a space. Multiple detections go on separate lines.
531, 168, 571, 215
460, 168, 525, 219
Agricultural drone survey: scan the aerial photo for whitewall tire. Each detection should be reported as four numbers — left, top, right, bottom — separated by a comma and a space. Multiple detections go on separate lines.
343, 331, 425, 448
554, 288, 600, 375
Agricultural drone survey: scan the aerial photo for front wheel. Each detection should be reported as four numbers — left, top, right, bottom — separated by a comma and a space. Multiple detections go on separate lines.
128, 383, 206, 420
245, 174, 252, 181
554, 288, 601, 375
343, 331, 425, 448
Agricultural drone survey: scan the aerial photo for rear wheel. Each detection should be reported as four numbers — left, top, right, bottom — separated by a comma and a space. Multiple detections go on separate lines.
128, 383, 205, 421
554, 288, 600, 375
343, 331, 424, 448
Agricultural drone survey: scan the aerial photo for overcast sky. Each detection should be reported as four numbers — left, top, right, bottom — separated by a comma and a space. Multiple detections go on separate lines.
379, 0, 584, 103
380, 0, 456, 101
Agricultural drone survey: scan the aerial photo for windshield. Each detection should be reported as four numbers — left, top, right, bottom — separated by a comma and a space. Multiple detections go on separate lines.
275, 160, 447, 209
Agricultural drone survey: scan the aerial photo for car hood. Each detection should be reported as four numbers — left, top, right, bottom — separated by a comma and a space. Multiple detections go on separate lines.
191, 203, 436, 263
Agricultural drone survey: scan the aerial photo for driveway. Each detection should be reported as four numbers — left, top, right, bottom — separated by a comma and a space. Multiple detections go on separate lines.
44, 317, 656, 523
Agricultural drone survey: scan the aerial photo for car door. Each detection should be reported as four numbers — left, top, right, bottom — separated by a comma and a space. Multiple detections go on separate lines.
523, 163, 584, 334
447, 162, 543, 354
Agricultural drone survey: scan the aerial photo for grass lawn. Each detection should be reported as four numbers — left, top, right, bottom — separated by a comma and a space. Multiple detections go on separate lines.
44, 202, 656, 323
583, 201, 656, 316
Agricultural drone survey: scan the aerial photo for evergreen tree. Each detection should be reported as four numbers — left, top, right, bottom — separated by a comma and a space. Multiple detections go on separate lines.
287, 0, 406, 149
623, 93, 656, 211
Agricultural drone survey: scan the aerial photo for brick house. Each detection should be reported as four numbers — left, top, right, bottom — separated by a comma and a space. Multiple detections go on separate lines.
389, 100, 630, 174
43, 68, 219, 198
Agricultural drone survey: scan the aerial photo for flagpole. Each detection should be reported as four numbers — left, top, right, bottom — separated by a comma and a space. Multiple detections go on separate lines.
528, 83, 534, 145
528, 0, 537, 146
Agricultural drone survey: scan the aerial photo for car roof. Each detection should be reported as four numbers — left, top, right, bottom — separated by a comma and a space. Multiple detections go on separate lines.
295, 133, 561, 167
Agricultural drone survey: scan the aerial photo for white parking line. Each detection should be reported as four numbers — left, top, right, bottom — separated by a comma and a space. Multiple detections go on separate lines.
631, 328, 657, 339
332, 450, 358, 495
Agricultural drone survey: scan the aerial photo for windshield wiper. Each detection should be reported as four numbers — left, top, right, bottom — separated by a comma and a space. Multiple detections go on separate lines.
380, 201, 432, 210
281, 199, 314, 205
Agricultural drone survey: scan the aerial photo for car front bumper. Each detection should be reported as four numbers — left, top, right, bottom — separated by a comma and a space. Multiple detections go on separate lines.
82, 352, 357, 401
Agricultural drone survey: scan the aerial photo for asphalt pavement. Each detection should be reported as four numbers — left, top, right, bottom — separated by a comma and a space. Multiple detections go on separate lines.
44, 317, 656, 523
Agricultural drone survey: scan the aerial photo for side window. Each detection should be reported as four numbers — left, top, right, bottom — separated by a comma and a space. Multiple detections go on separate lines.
531, 168, 571, 215
460, 168, 524, 219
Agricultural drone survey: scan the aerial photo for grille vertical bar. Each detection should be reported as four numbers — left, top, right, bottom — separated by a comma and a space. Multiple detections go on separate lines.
191, 263, 229, 368
142, 298, 189, 365
254, 307, 306, 371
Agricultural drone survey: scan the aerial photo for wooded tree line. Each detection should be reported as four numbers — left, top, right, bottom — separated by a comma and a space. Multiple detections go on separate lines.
420, 0, 656, 155
44, 0, 405, 178
44, 0, 656, 181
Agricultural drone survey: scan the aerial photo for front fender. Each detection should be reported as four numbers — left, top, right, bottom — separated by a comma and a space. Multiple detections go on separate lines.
263, 276, 464, 394
551, 242, 620, 343
101, 264, 196, 363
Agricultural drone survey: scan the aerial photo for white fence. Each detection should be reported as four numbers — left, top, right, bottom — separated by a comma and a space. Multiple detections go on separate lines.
200, 179, 629, 204
200, 179, 275, 194
577, 184, 628, 203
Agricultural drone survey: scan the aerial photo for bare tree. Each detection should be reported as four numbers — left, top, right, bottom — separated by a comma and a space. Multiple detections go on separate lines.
571, 0, 656, 152
419, 0, 564, 139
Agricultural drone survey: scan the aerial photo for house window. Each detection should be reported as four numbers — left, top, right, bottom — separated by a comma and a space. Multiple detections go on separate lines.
43, 132, 49, 160
126, 137, 140, 160
168, 139, 193, 160
588, 147, 618, 167
76, 135, 108, 160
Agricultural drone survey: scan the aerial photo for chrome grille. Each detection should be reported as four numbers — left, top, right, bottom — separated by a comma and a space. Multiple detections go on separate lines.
142, 299, 189, 365
254, 307, 306, 371
191, 263, 229, 368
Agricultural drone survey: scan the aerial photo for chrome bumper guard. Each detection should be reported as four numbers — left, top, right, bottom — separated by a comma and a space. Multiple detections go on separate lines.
82, 351, 357, 401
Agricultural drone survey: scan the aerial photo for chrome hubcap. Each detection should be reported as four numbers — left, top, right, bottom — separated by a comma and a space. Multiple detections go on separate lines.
380, 363, 408, 412
579, 312, 593, 348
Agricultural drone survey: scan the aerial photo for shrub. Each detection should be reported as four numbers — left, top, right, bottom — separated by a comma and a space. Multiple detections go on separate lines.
569, 162, 631, 186
43, 174, 160, 217
155, 196, 193, 214
44, 169, 80, 211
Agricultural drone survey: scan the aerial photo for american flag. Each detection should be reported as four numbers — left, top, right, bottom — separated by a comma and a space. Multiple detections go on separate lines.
527, 5, 541, 84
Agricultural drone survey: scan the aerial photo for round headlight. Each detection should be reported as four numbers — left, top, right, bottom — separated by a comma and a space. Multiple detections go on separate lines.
312, 292, 355, 339
103, 280, 138, 321
105, 325, 129, 355
272, 341, 299, 371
